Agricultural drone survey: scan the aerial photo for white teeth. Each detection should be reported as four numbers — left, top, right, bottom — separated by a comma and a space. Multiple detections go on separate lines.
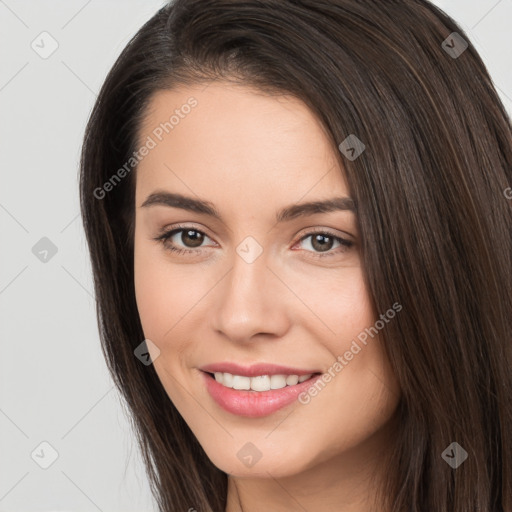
232, 375, 251, 390
212, 372, 313, 391
223, 372, 234, 387
286, 374, 299, 386
251, 375, 270, 391
270, 375, 287, 389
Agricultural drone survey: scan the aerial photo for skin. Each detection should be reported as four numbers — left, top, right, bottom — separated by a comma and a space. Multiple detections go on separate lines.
133, 81, 401, 512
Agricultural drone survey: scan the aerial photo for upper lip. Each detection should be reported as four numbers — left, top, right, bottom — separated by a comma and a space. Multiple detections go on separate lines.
199, 362, 321, 377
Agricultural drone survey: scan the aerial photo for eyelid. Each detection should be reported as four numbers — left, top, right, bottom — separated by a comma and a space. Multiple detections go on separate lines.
156, 223, 216, 243
291, 228, 354, 259
293, 225, 354, 243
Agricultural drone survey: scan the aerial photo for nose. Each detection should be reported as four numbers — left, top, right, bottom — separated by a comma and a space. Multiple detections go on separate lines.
210, 249, 291, 344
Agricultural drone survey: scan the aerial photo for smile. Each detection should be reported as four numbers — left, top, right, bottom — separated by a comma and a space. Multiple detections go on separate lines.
200, 369, 322, 418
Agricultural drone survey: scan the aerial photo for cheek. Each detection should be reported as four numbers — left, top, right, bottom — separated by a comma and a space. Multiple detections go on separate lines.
290, 264, 375, 341
134, 243, 196, 404
134, 236, 179, 341
291, 268, 398, 439
134, 249, 167, 339
134, 238, 214, 356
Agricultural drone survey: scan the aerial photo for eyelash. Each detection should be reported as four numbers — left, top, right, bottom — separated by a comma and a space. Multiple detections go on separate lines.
153, 224, 354, 259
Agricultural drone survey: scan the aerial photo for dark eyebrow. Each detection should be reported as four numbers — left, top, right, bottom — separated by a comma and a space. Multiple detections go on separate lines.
141, 191, 221, 217
276, 196, 355, 222
140, 191, 355, 223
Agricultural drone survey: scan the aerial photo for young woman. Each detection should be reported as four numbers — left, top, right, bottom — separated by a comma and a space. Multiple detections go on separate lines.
79, 1, 512, 510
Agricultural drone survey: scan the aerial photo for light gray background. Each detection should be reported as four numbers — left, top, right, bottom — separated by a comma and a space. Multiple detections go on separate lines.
1, 0, 511, 510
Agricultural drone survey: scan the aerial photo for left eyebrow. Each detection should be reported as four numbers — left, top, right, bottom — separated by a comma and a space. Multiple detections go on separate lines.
275, 196, 355, 222
140, 191, 355, 223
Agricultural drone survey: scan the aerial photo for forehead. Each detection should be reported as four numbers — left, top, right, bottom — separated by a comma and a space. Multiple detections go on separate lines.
135, 82, 348, 207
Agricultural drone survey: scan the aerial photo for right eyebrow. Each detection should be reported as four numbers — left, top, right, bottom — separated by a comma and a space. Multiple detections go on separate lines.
140, 191, 224, 219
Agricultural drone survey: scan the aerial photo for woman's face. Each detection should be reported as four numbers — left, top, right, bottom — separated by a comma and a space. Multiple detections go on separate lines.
133, 82, 400, 478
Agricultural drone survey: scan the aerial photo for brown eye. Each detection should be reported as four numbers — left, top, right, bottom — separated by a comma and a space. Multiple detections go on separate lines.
295, 230, 354, 258
154, 226, 214, 255
179, 229, 204, 248
310, 233, 335, 252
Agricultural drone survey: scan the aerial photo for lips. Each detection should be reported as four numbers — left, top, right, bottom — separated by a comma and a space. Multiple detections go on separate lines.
199, 362, 323, 417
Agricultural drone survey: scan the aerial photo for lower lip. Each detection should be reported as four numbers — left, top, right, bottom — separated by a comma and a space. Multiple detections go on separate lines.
201, 371, 322, 418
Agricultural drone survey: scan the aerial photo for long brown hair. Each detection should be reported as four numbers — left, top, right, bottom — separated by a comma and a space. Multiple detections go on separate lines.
79, 1, 512, 510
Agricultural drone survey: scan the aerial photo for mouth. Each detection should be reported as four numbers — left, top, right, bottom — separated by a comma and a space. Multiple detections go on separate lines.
200, 369, 323, 418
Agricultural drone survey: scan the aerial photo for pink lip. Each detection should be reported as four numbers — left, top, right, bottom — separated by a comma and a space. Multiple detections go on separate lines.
199, 361, 319, 377
200, 370, 323, 418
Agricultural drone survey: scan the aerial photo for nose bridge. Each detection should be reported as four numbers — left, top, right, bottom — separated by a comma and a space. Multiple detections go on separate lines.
212, 236, 289, 341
